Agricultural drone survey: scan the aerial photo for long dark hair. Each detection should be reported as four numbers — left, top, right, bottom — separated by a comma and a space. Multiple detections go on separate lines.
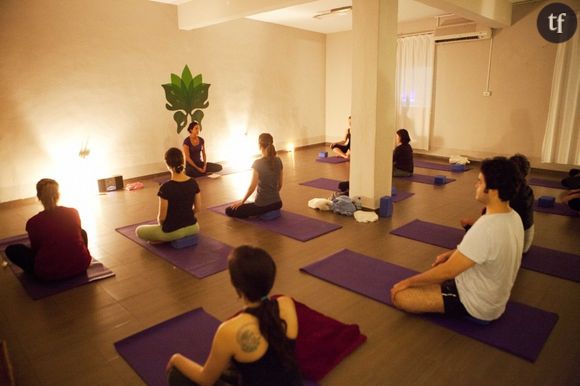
228, 245, 296, 370
164, 147, 184, 174
259, 133, 277, 170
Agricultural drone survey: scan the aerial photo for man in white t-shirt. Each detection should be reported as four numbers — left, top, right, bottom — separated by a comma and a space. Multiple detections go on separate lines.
390, 157, 524, 322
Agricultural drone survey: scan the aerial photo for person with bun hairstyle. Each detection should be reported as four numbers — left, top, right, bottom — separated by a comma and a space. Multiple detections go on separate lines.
5, 179, 92, 280
166, 245, 302, 386
393, 128, 413, 177
136, 147, 201, 242
330, 116, 351, 159
183, 121, 223, 178
226, 133, 283, 218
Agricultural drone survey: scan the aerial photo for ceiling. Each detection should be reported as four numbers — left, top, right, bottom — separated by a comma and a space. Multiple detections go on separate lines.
151, 0, 448, 34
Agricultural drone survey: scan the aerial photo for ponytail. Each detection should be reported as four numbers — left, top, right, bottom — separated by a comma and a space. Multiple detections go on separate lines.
229, 245, 297, 371
259, 133, 277, 170
164, 147, 185, 174
243, 298, 297, 371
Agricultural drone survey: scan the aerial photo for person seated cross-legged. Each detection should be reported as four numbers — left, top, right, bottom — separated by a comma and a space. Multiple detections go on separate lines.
390, 157, 524, 323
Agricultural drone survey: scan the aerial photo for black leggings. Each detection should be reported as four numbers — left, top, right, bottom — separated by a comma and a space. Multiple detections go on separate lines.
5, 229, 88, 274
225, 201, 282, 219
185, 162, 223, 178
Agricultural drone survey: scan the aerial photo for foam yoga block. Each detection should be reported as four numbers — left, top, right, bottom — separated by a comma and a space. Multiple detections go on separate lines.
259, 210, 282, 221
379, 196, 393, 217
391, 187, 398, 196
451, 164, 466, 172
318, 151, 328, 158
434, 175, 447, 185
171, 235, 199, 249
538, 196, 555, 208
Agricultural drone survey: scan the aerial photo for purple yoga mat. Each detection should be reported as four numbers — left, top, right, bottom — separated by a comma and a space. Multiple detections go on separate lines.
533, 201, 579, 217
316, 156, 349, 164
209, 204, 342, 242
115, 308, 319, 386
391, 191, 415, 203
401, 173, 456, 185
301, 249, 558, 362
115, 221, 231, 278
300, 178, 341, 191
529, 178, 564, 189
414, 160, 471, 172
390, 219, 580, 282
0, 234, 115, 300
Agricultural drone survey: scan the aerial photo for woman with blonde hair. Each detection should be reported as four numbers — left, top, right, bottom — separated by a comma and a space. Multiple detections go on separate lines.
226, 133, 283, 218
5, 179, 92, 280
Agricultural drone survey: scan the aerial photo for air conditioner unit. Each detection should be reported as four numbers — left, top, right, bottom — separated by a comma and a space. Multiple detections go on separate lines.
433, 16, 491, 43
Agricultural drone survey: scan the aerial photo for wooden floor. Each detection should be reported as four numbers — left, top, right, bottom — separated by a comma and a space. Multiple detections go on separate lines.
1, 145, 579, 386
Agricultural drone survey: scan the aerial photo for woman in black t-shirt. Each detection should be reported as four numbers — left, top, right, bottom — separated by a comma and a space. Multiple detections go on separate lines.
136, 148, 201, 242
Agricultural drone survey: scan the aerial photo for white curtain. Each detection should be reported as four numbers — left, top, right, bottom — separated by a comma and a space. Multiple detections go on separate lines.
395, 34, 435, 151
541, 19, 580, 166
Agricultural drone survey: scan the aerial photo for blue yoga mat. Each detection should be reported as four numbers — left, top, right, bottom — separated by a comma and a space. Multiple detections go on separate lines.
209, 203, 342, 242
390, 219, 580, 283
0, 234, 115, 300
300, 249, 558, 362
116, 221, 231, 278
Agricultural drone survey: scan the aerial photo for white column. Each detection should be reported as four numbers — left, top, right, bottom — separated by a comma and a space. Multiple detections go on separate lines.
350, 0, 398, 209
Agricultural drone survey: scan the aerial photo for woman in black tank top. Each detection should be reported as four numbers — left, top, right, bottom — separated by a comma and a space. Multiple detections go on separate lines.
166, 246, 302, 386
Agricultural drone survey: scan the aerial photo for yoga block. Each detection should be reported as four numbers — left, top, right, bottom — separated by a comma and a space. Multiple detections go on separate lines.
451, 164, 465, 172
434, 175, 447, 185
391, 187, 398, 196
379, 196, 393, 218
318, 151, 328, 158
538, 196, 555, 208
97, 175, 124, 192
170, 235, 199, 249
259, 210, 281, 221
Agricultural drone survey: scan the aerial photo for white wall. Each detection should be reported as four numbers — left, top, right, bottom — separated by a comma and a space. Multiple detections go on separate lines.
0, 0, 325, 202
325, 31, 352, 143
324, 0, 577, 170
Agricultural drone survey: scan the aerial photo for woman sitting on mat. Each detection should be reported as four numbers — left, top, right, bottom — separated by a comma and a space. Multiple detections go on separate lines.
330, 116, 351, 159
166, 245, 302, 386
393, 128, 414, 177
5, 178, 92, 280
183, 121, 223, 178
136, 147, 201, 242
226, 133, 283, 218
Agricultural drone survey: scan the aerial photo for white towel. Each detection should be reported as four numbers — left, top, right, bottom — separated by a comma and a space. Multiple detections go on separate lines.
308, 198, 333, 211
354, 210, 378, 223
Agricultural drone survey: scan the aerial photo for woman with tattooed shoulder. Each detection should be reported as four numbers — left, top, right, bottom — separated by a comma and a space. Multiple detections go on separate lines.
166, 245, 302, 386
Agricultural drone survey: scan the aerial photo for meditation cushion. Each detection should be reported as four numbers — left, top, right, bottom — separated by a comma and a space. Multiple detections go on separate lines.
170, 235, 199, 249
259, 209, 281, 220
538, 196, 555, 208
434, 175, 447, 185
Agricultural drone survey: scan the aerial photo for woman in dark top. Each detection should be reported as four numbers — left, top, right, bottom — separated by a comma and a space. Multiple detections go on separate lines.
560, 169, 580, 212
136, 148, 201, 242
330, 116, 351, 159
183, 121, 223, 178
5, 178, 92, 281
166, 245, 302, 386
393, 128, 414, 177
226, 133, 283, 218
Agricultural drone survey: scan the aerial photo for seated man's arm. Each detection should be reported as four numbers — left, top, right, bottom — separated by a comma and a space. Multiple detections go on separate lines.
391, 250, 475, 297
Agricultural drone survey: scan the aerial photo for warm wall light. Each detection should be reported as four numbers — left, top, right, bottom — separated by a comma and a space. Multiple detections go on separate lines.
287, 143, 295, 152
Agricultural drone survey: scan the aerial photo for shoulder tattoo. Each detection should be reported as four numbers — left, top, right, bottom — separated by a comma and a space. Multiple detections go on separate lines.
236, 324, 261, 353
